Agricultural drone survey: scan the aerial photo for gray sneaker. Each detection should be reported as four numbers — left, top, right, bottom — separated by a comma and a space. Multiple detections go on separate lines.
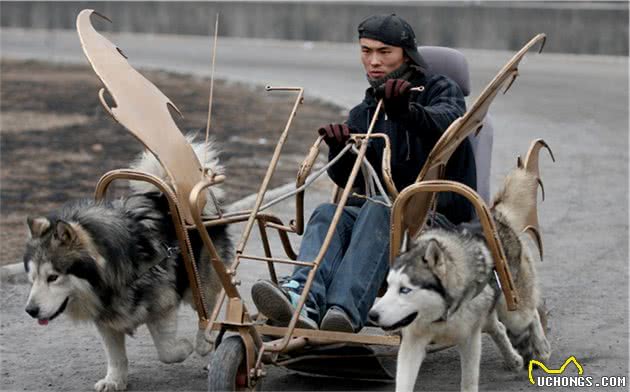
251, 280, 318, 330
320, 306, 355, 333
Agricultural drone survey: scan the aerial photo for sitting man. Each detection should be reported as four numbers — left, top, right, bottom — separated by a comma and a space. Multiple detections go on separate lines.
252, 14, 477, 332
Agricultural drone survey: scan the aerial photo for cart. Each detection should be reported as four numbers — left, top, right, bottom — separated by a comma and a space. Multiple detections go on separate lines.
76, 9, 548, 391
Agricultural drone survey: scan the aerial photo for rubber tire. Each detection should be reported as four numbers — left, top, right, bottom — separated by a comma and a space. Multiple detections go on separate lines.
208, 336, 247, 392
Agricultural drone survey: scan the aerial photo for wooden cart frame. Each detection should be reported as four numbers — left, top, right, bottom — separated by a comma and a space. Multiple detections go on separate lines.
77, 9, 546, 390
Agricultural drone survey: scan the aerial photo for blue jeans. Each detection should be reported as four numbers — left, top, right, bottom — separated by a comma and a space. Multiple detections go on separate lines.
291, 198, 391, 330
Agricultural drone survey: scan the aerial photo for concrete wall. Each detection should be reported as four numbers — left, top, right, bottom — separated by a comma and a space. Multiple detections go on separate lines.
1, 1, 627, 55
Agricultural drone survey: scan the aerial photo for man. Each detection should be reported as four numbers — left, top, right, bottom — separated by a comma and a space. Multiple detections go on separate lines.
251, 14, 476, 332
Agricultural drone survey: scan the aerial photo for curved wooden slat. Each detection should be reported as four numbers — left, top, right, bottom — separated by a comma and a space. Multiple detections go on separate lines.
77, 9, 206, 224
391, 180, 519, 311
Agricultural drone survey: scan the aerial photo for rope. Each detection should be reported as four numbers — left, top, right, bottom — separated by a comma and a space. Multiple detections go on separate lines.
257, 143, 354, 211
202, 138, 393, 219
350, 145, 392, 207
257, 140, 392, 212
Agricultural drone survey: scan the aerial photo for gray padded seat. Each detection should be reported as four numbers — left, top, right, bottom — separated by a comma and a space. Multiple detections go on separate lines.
418, 46, 493, 202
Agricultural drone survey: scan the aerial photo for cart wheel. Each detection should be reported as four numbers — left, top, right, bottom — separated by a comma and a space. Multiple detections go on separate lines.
208, 335, 250, 392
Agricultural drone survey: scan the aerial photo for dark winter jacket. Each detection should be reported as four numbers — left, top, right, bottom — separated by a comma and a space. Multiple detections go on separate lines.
327, 70, 477, 224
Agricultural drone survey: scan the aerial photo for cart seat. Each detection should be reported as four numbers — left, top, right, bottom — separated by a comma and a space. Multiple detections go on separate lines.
419, 46, 493, 202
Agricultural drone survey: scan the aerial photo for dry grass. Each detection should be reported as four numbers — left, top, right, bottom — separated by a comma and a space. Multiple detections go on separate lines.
0, 59, 344, 265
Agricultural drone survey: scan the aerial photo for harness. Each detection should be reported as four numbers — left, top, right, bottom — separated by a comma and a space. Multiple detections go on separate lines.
433, 246, 502, 323
134, 243, 179, 280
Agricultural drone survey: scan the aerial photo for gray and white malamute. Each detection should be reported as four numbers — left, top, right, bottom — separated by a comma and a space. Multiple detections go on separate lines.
369, 142, 552, 392
23, 140, 232, 392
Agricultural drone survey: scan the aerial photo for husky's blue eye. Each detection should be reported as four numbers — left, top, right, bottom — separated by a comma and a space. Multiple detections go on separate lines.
399, 287, 412, 294
47, 275, 59, 283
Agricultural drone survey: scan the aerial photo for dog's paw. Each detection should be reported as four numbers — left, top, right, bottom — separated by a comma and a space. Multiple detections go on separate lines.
94, 377, 127, 392
195, 328, 215, 356
195, 337, 213, 356
158, 338, 193, 363
506, 353, 524, 372
175, 338, 194, 361
534, 341, 552, 362
531, 325, 552, 362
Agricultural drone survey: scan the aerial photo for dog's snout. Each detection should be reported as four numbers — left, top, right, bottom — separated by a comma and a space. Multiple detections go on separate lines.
368, 310, 379, 325
25, 304, 40, 318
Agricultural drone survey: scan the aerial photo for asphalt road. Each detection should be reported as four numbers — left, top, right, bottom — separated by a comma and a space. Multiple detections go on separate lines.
1, 28, 628, 391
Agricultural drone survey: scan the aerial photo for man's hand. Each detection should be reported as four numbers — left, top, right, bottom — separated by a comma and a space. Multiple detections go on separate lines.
375, 79, 412, 120
318, 123, 351, 147
377, 79, 412, 100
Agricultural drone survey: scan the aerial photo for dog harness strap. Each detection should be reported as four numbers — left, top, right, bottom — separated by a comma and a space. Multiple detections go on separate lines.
489, 270, 502, 305
443, 268, 496, 321
133, 242, 179, 280
429, 273, 452, 323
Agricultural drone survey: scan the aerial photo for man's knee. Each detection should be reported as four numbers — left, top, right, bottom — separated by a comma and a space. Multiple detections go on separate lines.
309, 203, 338, 223
361, 200, 391, 221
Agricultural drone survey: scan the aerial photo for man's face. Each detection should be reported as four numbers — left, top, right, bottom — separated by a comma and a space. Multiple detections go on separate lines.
360, 38, 406, 80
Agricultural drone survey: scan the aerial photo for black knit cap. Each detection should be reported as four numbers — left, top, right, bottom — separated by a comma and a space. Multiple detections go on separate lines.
358, 14, 428, 71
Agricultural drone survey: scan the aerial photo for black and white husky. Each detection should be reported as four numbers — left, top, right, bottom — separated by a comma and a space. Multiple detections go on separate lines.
23, 140, 232, 392
369, 149, 552, 392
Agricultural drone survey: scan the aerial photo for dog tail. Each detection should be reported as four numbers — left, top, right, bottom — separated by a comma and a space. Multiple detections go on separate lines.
129, 134, 225, 216
490, 139, 554, 260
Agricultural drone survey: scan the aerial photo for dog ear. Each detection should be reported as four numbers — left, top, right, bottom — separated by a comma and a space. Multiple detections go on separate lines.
27, 217, 51, 238
424, 239, 445, 273
54, 220, 77, 245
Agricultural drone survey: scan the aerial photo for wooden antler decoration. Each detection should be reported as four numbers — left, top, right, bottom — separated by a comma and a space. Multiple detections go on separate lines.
518, 139, 555, 260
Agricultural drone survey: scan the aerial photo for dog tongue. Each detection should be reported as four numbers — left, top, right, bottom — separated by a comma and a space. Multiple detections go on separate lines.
38, 319, 49, 326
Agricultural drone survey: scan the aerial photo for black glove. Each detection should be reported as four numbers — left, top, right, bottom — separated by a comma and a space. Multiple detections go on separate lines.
375, 79, 412, 120
318, 123, 351, 147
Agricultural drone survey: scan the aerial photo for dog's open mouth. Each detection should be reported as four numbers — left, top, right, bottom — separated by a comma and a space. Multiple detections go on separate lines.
38, 297, 69, 326
381, 312, 418, 331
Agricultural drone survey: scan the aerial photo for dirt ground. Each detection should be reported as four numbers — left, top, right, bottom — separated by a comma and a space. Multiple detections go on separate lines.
0, 59, 344, 266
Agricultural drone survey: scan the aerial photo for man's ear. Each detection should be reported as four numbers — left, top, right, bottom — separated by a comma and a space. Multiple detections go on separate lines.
27, 217, 51, 238
54, 220, 77, 245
